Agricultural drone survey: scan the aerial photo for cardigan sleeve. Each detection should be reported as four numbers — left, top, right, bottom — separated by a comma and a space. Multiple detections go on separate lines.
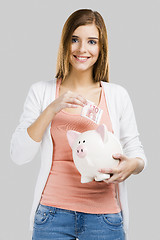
119, 87, 147, 171
10, 81, 44, 165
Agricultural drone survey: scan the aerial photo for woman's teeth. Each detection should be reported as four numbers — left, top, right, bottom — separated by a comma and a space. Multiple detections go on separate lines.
77, 57, 88, 60
74, 55, 90, 61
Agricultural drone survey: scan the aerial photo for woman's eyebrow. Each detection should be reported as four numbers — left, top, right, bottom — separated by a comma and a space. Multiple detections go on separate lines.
72, 35, 99, 40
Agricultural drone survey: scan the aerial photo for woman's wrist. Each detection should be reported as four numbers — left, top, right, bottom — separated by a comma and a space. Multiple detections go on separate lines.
132, 157, 145, 175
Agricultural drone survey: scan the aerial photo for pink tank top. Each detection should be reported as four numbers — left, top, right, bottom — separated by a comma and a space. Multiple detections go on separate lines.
40, 78, 121, 214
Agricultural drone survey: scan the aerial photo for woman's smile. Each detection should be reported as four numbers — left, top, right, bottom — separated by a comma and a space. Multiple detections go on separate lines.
73, 55, 91, 63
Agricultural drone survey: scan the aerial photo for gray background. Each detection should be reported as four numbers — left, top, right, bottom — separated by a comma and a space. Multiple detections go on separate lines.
1, 0, 159, 239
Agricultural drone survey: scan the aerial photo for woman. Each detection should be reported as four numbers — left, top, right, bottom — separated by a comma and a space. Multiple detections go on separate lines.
10, 9, 147, 240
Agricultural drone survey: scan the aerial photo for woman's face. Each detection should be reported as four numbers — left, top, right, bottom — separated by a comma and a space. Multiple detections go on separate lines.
69, 23, 100, 73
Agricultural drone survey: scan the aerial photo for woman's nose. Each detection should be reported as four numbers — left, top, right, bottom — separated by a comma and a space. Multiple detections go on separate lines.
78, 41, 87, 53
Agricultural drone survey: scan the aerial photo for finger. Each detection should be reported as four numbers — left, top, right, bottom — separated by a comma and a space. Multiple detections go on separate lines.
69, 95, 87, 107
112, 153, 127, 161
71, 97, 85, 107
108, 172, 127, 184
65, 97, 84, 107
103, 179, 110, 184
76, 95, 88, 105
69, 93, 87, 105
64, 103, 79, 108
98, 168, 118, 175
65, 92, 87, 106
105, 174, 120, 184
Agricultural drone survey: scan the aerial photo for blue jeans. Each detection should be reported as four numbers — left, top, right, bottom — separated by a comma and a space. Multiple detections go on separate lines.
32, 204, 125, 240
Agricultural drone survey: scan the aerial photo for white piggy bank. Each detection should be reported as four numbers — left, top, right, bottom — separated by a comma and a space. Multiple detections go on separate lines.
67, 124, 123, 183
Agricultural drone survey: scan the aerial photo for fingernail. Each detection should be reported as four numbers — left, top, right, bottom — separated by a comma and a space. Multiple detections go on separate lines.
104, 180, 109, 184
113, 154, 120, 158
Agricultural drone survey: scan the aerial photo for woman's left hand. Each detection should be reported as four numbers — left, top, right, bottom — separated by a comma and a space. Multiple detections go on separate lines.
98, 153, 145, 184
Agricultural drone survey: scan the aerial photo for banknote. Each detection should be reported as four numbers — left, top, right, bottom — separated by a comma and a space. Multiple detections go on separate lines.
81, 99, 103, 124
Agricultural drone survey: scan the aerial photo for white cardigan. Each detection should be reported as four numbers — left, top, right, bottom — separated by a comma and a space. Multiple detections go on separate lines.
10, 78, 147, 239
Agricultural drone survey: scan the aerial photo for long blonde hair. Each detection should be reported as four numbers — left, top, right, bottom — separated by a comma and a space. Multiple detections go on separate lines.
55, 9, 109, 83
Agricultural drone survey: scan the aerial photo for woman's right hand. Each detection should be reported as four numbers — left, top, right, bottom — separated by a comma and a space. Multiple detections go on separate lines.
49, 90, 88, 115
26, 90, 88, 143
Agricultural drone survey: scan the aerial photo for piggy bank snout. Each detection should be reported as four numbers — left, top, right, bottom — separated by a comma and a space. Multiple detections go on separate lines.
76, 144, 87, 158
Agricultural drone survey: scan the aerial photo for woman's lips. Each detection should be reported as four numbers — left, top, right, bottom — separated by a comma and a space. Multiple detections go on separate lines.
73, 55, 90, 62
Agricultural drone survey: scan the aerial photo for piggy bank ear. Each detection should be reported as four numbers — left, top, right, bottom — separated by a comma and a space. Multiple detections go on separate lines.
96, 124, 108, 143
66, 130, 81, 148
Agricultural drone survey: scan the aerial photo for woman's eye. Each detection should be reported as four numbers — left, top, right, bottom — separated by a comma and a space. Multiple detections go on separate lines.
71, 38, 97, 45
89, 40, 97, 45
72, 38, 78, 43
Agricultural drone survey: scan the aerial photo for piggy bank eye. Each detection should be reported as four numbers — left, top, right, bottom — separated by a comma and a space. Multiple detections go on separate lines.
83, 140, 85, 143
78, 141, 80, 144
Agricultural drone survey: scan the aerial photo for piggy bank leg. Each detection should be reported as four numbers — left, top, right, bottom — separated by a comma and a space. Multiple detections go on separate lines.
81, 175, 94, 183
95, 173, 110, 181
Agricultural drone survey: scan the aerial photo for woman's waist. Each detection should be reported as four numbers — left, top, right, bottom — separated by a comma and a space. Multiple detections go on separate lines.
45, 161, 116, 194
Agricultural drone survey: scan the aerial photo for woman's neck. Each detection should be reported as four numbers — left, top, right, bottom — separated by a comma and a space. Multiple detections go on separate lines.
62, 68, 100, 90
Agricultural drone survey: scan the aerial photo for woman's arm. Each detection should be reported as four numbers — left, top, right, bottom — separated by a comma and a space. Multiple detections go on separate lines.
27, 89, 87, 142
132, 157, 145, 174
27, 105, 56, 142
98, 87, 147, 184
10, 81, 45, 165
10, 81, 87, 165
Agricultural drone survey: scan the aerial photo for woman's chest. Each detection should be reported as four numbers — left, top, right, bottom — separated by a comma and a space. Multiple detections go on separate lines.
59, 86, 103, 114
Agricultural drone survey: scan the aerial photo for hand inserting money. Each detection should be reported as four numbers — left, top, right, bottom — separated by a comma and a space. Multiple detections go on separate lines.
81, 100, 103, 124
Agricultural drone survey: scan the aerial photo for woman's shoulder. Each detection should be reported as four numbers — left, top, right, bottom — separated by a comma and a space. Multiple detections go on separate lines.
26, 79, 57, 107
30, 78, 56, 90
101, 81, 129, 97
